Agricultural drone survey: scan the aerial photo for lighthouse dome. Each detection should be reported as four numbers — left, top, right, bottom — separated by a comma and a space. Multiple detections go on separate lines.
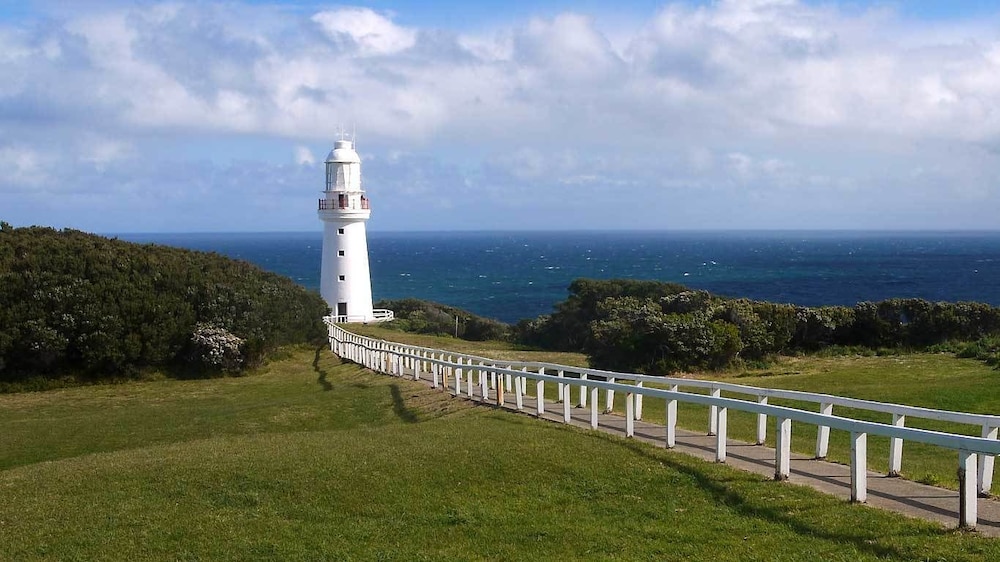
326, 140, 361, 164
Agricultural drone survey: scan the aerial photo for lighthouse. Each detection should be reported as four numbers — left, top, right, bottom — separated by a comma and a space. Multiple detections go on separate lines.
318, 138, 387, 323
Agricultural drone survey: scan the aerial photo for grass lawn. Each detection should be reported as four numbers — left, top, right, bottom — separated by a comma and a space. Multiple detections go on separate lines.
345, 327, 1000, 489
2, 345, 999, 560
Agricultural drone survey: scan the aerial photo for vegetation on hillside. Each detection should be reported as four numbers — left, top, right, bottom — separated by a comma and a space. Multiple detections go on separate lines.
0, 223, 328, 387
513, 278, 1000, 374
374, 297, 510, 341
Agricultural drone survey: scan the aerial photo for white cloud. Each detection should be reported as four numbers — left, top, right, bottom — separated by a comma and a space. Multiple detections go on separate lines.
295, 146, 316, 166
0, 146, 48, 190
514, 13, 625, 84
312, 8, 416, 55
3, 1, 1000, 230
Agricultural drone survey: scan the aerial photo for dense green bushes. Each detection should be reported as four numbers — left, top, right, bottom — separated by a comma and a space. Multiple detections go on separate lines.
385, 277, 1000, 374
514, 279, 689, 350
375, 298, 510, 341
513, 278, 1000, 374
0, 224, 328, 384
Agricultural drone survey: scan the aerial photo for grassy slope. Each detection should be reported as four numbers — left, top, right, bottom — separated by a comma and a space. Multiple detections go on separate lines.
348, 326, 1000, 488
2, 346, 998, 560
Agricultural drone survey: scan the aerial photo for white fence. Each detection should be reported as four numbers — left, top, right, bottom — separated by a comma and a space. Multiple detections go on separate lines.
327, 322, 1000, 530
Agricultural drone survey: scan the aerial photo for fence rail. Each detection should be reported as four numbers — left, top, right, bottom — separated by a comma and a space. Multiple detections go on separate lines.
325, 310, 394, 324
326, 322, 1000, 530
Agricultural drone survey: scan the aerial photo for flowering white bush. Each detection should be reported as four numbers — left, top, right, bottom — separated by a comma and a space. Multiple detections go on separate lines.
190, 323, 245, 373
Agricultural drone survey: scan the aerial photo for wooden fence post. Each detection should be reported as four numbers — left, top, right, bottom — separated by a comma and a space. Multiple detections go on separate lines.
666, 384, 678, 449
590, 386, 599, 429
563, 383, 572, 423
756, 395, 768, 445
979, 425, 997, 496
851, 432, 868, 503
816, 402, 833, 459
775, 417, 791, 481
625, 391, 635, 438
960, 450, 979, 529
888, 414, 905, 476
716, 406, 728, 463
708, 388, 721, 436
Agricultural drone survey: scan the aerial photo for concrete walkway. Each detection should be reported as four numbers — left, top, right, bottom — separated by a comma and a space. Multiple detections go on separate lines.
406, 370, 1000, 536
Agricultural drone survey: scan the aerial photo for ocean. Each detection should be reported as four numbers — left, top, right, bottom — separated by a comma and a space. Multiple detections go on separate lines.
117, 231, 1000, 324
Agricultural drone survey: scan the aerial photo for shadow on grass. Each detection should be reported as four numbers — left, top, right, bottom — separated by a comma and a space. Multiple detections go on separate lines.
390, 384, 420, 423
584, 429, 952, 559
313, 347, 333, 392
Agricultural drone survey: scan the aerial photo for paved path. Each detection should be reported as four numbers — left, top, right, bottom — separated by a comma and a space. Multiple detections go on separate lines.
401, 368, 1000, 536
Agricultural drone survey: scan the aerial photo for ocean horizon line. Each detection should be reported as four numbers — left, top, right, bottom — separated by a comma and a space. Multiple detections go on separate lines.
106, 228, 1000, 237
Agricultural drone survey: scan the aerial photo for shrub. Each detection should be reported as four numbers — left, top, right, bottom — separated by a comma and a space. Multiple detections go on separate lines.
374, 298, 511, 342
516, 277, 1000, 374
189, 324, 246, 373
0, 225, 328, 383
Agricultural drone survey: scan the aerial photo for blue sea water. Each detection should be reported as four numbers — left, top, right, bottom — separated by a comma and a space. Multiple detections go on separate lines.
117, 231, 1000, 324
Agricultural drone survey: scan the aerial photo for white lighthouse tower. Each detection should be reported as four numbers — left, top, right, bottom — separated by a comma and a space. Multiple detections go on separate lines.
318, 137, 388, 323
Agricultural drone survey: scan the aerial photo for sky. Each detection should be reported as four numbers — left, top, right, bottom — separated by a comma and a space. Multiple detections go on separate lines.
2, 0, 1000, 232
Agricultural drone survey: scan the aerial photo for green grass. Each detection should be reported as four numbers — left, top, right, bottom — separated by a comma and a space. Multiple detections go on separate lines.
3, 345, 999, 560
344, 329, 1000, 490
350, 325, 591, 367
627, 353, 1000, 490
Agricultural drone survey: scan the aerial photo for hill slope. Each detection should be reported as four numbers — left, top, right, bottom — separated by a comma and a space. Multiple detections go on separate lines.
1, 347, 998, 560
0, 223, 328, 385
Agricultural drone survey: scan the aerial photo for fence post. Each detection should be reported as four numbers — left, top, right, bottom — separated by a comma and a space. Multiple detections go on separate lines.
497, 368, 505, 407
851, 432, 868, 503
888, 413, 905, 477
590, 386, 599, 428
960, 450, 979, 529
625, 391, 635, 438
756, 395, 768, 445
635, 381, 644, 421
579, 373, 588, 407
605, 378, 615, 413
467, 362, 475, 397
537, 368, 545, 398
716, 406, 728, 463
536, 377, 545, 415
413, 352, 421, 381
515, 369, 524, 410
708, 388, 721, 436
979, 425, 997, 496
432, 359, 440, 389
557, 370, 565, 402
775, 417, 791, 481
666, 384, 678, 449
563, 383, 572, 423
479, 362, 487, 400
816, 402, 833, 459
